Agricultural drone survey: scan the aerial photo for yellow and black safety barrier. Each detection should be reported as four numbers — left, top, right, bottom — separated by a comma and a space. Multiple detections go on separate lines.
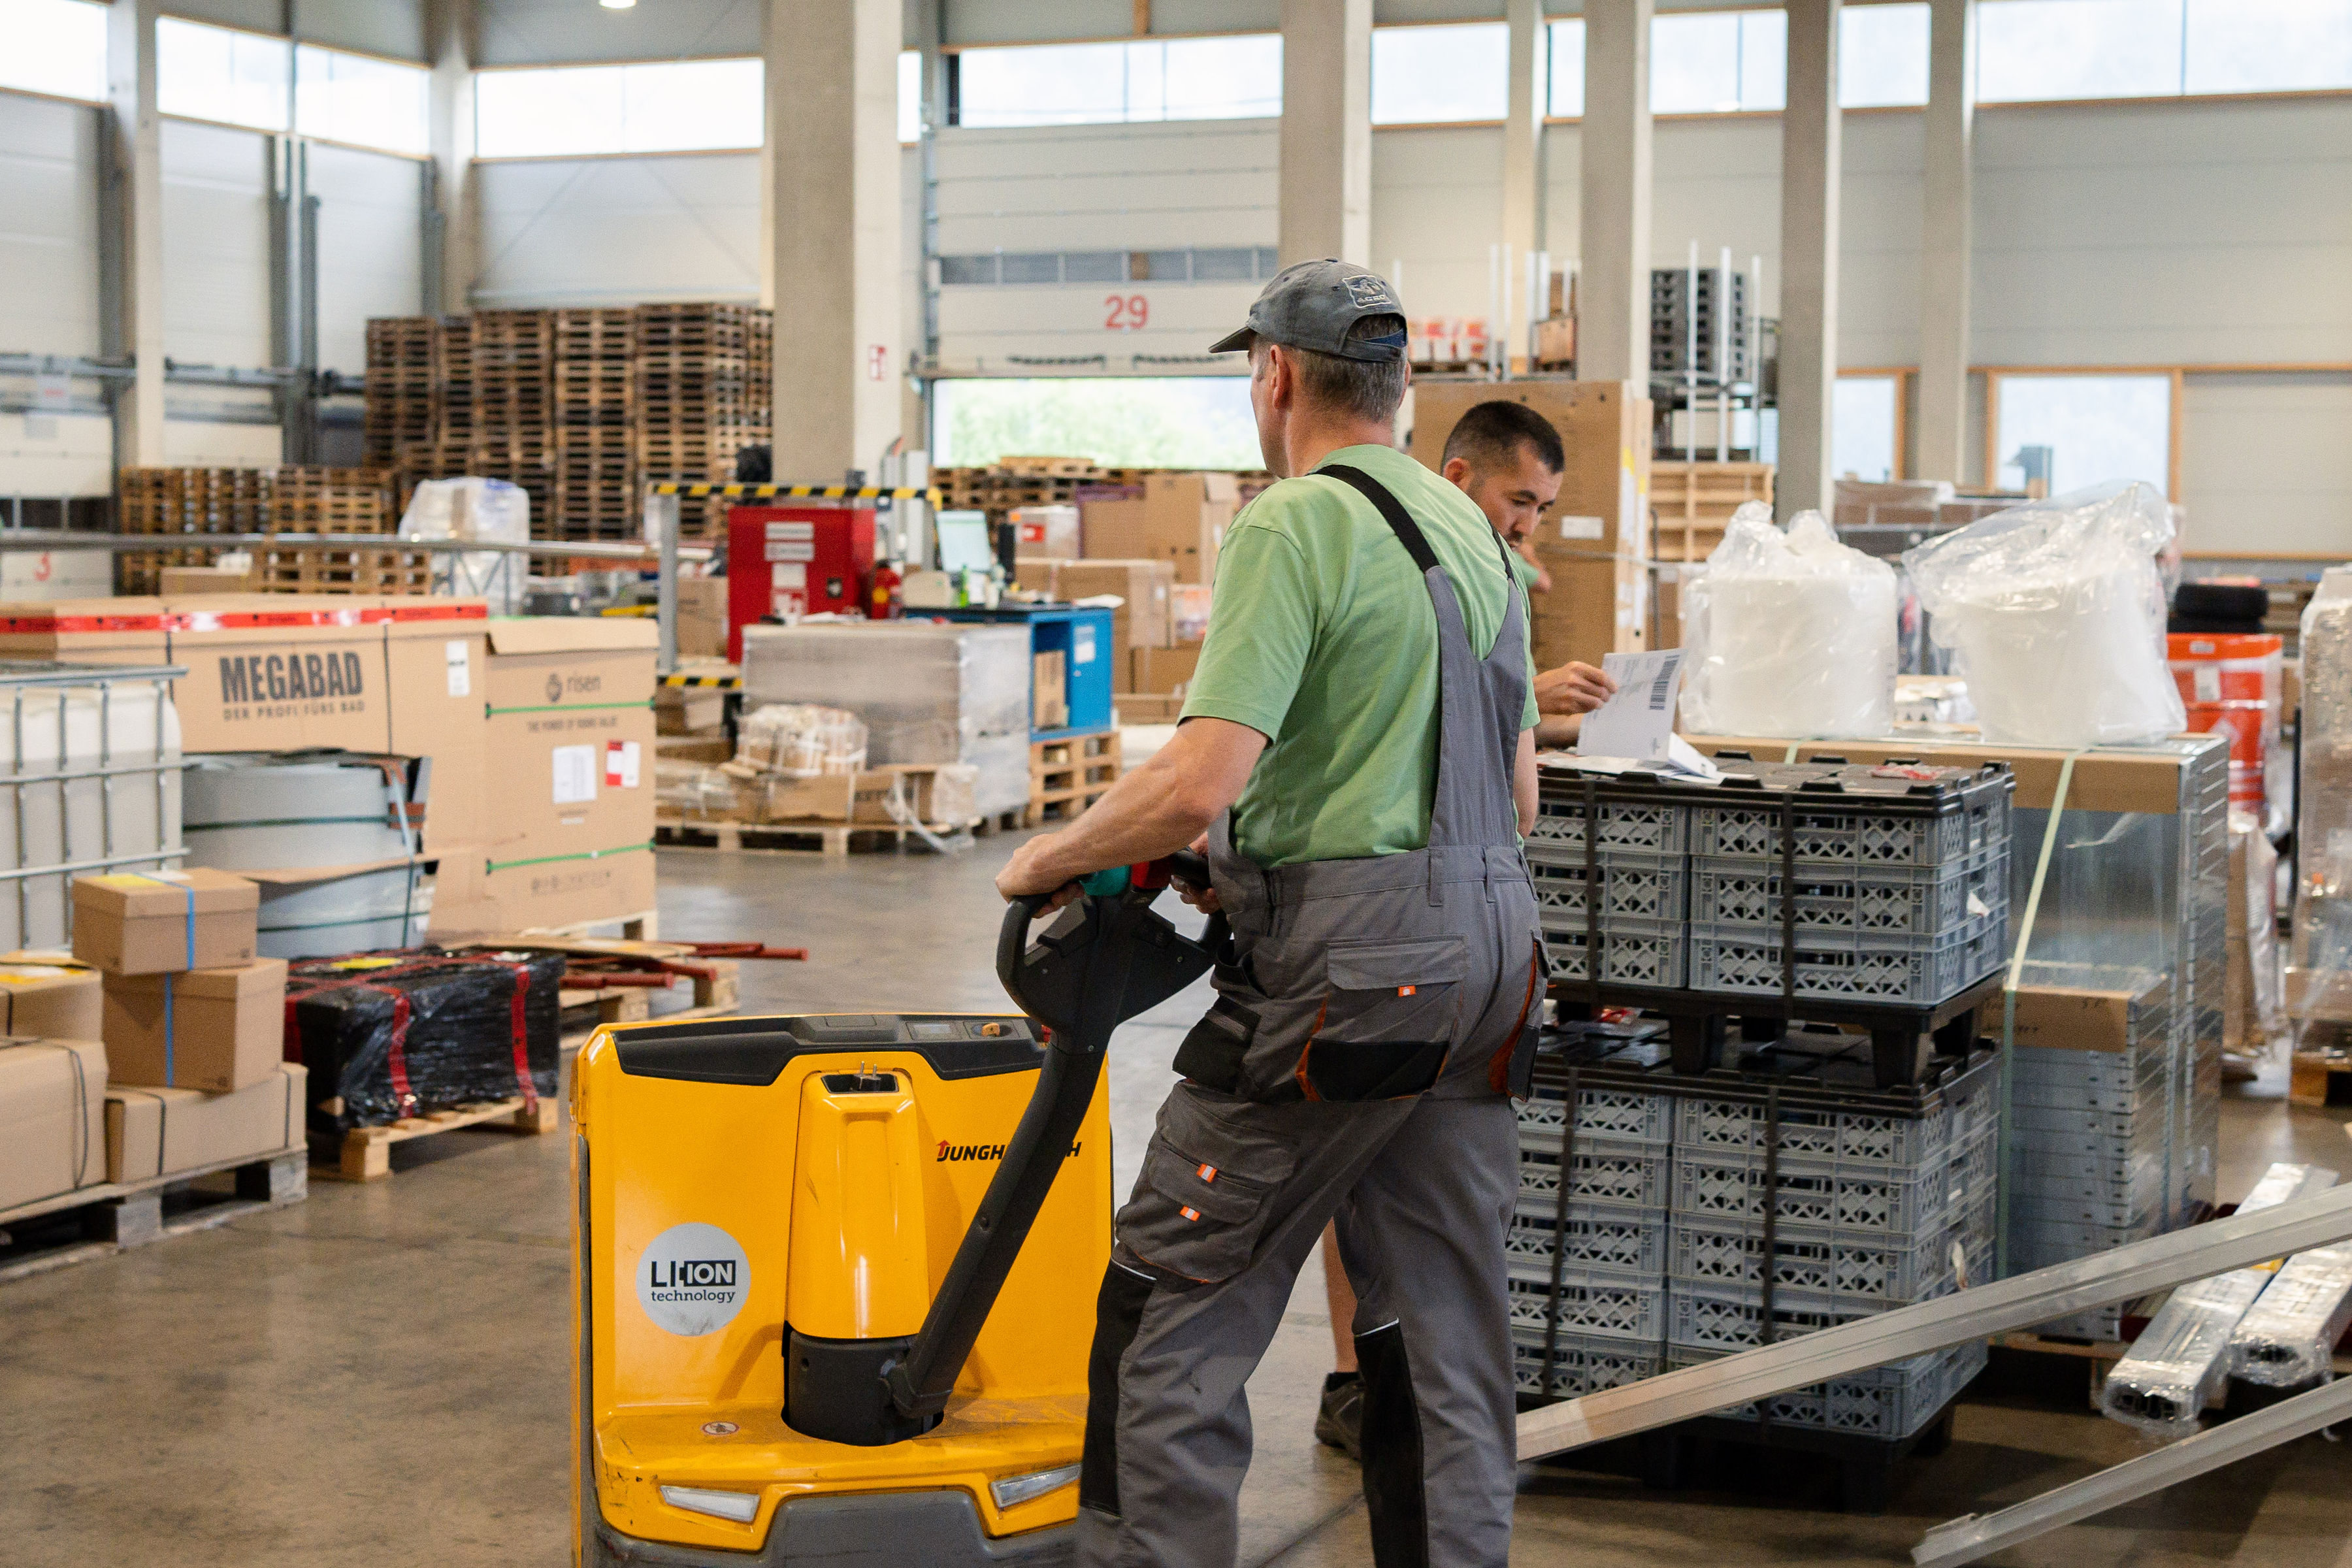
661, 672, 742, 689
644, 483, 945, 503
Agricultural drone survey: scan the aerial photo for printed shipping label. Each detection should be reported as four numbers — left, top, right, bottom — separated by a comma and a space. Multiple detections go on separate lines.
1558, 515, 1606, 541
445, 638, 472, 697
606, 739, 641, 789
551, 743, 598, 804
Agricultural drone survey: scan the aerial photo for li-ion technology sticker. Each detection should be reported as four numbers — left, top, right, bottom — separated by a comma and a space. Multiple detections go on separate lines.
636, 1222, 751, 1336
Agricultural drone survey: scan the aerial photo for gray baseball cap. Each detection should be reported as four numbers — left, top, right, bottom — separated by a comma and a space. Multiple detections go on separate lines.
1209, 259, 1408, 361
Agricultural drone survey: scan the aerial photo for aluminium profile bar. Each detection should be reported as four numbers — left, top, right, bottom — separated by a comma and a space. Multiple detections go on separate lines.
1516, 1183, 2352, 1459
1910, 1373, 2352, 1568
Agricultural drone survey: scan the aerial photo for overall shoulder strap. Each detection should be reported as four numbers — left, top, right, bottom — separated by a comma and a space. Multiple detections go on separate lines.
1317, 463, 1438, 573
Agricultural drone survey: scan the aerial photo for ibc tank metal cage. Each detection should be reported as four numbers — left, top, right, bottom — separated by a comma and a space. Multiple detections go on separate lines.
0, 660, 186, 951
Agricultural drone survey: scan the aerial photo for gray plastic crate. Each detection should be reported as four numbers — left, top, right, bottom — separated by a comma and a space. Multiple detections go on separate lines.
1669, 1146, 1959, 1236
1665, 1216, 1966, 1309
1688, 843, 2008, 939
1527, 848, 1690, 924
1668, 1339, 1987, 1439
1689, 916, 2004, 1005
1669, 1053, 1998, 1168
1527, 793, 1689, 855
1517, 1079, 1674, 1148
1512, 1328, 1664, 1401
1507, 1200, 1671, 1276
1507, 1267, 1667, 1343
1689, 780, 2009, 870
1516, 1136, 1674, 1209
1542, 916, 1689, 988
1666, 1277, 1882, 1351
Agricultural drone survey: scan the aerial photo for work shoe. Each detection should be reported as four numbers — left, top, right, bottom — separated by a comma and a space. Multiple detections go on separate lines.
1315, 1371, 1364, 1462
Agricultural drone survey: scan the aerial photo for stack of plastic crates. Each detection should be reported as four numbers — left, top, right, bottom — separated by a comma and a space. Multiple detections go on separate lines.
1516, 1029, 1998, 1446
1659, 1049, 2000, 1441
1525, 770, 1702, 988
1509, 1048, 1676, 1401
1683, 761, 2013, 1005
2007, 962, 2176, 1340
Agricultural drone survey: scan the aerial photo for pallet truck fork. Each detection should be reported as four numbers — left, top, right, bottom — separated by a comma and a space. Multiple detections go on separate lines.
572, 858, 1218, 1565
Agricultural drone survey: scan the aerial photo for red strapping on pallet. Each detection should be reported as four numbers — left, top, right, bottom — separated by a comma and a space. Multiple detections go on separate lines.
287, 951, 540, 1115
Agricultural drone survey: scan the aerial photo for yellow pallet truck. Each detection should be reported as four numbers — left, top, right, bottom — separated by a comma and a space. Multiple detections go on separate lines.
572, 858, 1217, 1564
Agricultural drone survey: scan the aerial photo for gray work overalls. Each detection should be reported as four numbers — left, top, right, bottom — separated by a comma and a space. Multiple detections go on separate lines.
1076, 465, 1545, 1568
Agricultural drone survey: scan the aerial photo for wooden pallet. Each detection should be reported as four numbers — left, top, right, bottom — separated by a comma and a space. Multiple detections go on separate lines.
1026, 731, 1122, 827
655, 815, 982, 857
319, 1095, 558, 1183
521, 907, 661, 942
0, 1145, 306, 1286
1650, 459, 1775, 563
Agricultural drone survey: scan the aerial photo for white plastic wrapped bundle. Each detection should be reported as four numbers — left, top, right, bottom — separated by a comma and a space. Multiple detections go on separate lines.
736, 704, 868, 777
2099, 1162, 2336, 1439
399, 476, 530, 613
1679, 503, 1897, 739
2289, 568, 2352, 1048
738, 623, 1033, 815
1903, 482, 2185, 747
2226, 1237, 2352, 1388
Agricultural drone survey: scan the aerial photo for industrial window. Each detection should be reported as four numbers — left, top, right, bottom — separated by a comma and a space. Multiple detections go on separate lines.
1840, 3, 1931, 107
1547, 20, 1586, 116
474, 57, 762, 157
158, 16, 292, 132
0, 0, 108, 104
1978, 0, 2352, 101
1991, 372, 2173, 497
293, 46, 429, 155
1652, 8, 1787, 114
899, 48, 921, 143
952, 34, 1281, 128
1372, 22, 1508, 123
932, 378, 1258, 469
1834, 376, 1902, 483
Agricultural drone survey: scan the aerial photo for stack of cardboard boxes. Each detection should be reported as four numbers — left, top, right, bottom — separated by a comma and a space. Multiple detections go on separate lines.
1410, 381, 1654, 675
0, 595, 657, 938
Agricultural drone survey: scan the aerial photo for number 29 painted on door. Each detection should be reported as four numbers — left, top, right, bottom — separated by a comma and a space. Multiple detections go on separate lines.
1104, 295, 1149, 331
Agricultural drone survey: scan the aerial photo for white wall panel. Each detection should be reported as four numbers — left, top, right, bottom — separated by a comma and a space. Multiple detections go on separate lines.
0, 94, 103, 360
1373, 124, 1503, 324
294, 0, 429, 62
476, 0, 763, 65
937, 281, 1261, 365
161, 120, 275, 369
162, 418, 285, 467
472, 154, 761, 307
2179, 373, 2352, 556
311, 144, 422, 374
931, 121, 1277, 254
1972, 99, 2352, 365
0, 414, 112, 497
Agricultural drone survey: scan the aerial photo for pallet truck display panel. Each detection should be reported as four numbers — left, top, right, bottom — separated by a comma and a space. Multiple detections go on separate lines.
572, 860, 1216, 1565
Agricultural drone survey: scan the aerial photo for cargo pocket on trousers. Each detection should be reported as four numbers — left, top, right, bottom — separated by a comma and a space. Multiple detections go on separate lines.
1115, 1093, 1296, 1285
1299, 936, 1469, 1102
1173, 988, 1259, 1095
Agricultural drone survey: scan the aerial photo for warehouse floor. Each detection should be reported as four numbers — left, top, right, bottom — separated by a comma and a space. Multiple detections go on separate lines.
4, 839, 2351, 1567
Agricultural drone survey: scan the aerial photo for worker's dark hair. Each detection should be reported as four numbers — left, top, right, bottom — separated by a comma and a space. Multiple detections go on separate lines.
1261, 315, 1411, 424
1441, 399, 1565, 477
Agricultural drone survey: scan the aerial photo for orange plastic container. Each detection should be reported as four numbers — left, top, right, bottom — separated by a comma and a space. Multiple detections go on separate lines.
2168, 632, 2282, 815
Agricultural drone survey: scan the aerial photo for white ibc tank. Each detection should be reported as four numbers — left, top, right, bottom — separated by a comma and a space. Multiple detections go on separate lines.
0, 677, 184, 951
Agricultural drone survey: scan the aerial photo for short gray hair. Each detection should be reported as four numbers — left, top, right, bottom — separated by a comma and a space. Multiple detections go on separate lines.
1267, 315, 1409, 424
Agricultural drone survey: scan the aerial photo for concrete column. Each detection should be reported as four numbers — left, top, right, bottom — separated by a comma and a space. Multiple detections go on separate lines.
1501, 0, 1548, 283
1277, 0, 1371, 267
105, 0, 165, 466
766, 0, 904, 480
425, 0, 476, 316
1778, 0, 1841, 516
1916, 0, 1974, 484
1578, 0, 1652, 383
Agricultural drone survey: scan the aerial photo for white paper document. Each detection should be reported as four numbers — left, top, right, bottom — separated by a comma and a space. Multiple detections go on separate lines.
1576, 649, 1687, 764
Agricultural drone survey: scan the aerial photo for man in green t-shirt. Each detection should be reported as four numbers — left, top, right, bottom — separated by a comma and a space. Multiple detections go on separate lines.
997, 260, 1541, 1568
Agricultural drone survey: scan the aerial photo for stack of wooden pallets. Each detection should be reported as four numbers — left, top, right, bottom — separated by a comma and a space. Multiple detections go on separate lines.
553, 306, 637, 541
117, 466, 416, 594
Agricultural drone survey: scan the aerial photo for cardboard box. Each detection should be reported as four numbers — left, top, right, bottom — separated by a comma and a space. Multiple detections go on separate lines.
1682, 734, 2211, 815
2006, 983, 2155, 1054
103, 957, 288, 1093
1529, 554, 1648, 672
1117, 693, 1186, 723
0, 960, 101, 1039
1132, 641, 1204, 696
71, 868, 259, 975
657, 685, 725, 736
0, 595, 492, 857
1017, 559, 1177, 651
432, 617, 658, 934
0, 1037, 108, 1209
714, 763, 981, 826
1034, 650, 1070, 730
1411, 381, 1652, 560
105, 1063, 306, 1185
1011, 505, 1081, 560
1081, 474, 1236, 585
676, 578, 728, 660
1170, 583, 1211, 643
